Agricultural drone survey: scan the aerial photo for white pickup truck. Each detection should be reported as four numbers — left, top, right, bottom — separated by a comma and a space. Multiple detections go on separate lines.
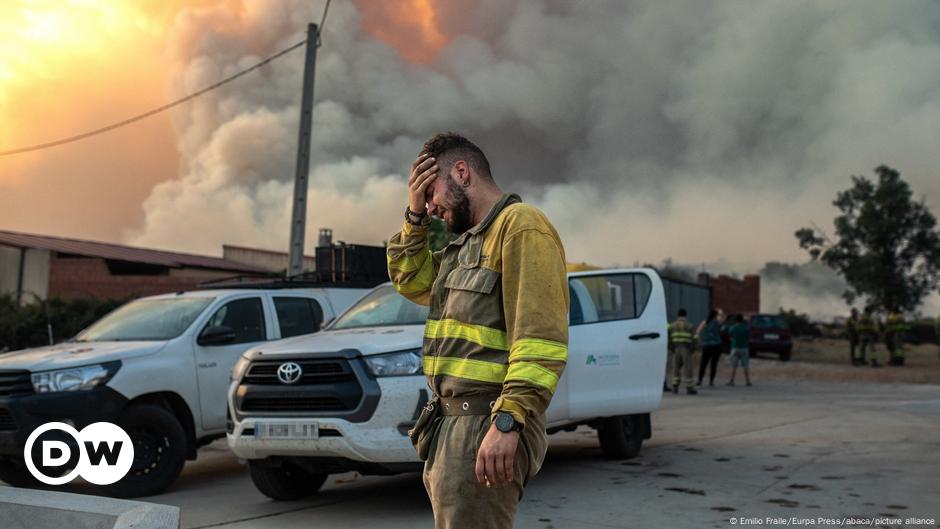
227, 269, 668, 500
0, 284, 367, 497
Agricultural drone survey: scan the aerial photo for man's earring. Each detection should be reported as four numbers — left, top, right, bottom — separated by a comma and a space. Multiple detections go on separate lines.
462, 180, 470, 187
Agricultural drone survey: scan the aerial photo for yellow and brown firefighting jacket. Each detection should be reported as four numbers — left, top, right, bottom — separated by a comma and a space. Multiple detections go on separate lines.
845, 315, 858, 337
668, 317, 695, 351
386, 193, 568, 430
857, 313, 879, 338
885, 312, 907, 335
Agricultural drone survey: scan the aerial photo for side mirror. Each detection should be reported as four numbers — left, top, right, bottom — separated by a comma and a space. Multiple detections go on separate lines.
198, 325, 236, 346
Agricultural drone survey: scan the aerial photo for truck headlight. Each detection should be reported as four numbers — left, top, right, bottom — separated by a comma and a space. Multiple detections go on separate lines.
231, 355, 251, 382
364, 349, 423, 377
31, 361, 121, 393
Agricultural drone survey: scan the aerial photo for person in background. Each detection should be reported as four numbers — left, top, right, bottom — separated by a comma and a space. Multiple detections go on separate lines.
935, 312, 940, 359
885, 309, 907, 366
719, 312, 733, 357
726, 314, 752, 387
856, 306, 881, 367
696, 309, 723, 387
845, 308, 859, 366
668, 308, 698, 395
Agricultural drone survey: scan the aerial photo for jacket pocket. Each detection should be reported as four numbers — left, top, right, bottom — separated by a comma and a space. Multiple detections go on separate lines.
444, 266, 499, 294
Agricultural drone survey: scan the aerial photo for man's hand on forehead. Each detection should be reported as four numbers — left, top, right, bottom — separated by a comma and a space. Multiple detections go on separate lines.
407, 152, 439, 216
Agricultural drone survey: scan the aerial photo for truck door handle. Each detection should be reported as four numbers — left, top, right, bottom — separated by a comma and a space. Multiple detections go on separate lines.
629, 332, 660, 341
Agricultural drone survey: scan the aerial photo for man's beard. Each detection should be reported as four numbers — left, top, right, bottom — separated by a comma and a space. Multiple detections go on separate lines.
444, 180, 474, 235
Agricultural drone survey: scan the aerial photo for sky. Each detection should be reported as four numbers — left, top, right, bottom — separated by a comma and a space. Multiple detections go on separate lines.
1, 0, 939, 317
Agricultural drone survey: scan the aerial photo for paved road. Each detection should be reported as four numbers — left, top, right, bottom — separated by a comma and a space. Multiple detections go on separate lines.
7, 380, 940, 528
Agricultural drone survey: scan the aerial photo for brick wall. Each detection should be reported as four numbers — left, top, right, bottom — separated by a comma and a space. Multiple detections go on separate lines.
709, 274, 760, 315
47, 257, 224, 301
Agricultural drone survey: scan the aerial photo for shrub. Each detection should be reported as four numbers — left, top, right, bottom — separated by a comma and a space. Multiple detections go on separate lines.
0, 295, 124, 352
778, 308, 823, 337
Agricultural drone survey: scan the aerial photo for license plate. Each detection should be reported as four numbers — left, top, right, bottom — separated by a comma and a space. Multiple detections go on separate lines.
764, 333, 779, 340
254, 422, 319, 440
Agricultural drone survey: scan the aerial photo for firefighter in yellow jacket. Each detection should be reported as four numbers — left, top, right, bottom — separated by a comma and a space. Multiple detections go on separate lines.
885, 309, 907, 366
845, 308, 859, 365
856, 306, 881, 367
936, 314, 940, 358
387, 133, 568, 529
668, 308, 698, 394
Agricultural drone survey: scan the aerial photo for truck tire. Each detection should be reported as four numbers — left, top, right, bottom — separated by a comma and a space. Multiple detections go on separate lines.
598, 415, 643, 459
0, 457, 40, 487
248, 459, 327, 501
779, 348, 792, 362
104, 404, 187, 498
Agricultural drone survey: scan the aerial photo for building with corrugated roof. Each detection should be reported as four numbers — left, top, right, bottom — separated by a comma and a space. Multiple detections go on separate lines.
222, 244, 316, 274
0, 230, 270, 304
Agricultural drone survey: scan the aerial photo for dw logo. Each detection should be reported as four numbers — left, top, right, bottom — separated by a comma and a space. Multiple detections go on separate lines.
24, 422, 134, 485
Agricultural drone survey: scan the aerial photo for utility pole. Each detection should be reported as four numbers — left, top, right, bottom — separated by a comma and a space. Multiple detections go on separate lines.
287, 23, 320, 277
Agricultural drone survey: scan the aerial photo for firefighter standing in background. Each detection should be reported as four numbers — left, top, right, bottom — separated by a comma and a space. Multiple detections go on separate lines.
935, 313, 940, 359
885, 309, 907, 366
846, 308, 859, 366
856, 306, 881, 367
669, 308, 698, 395
387, 133, 568, 529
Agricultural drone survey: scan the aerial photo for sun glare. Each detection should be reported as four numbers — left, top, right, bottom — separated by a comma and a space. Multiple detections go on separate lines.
0, 1, 165, 103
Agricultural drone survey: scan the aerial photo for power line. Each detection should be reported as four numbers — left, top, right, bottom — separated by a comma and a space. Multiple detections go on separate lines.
318, 0, 332, 44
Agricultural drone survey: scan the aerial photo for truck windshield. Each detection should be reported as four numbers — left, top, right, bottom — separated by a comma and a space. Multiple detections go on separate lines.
76, 298, 214, 342
330, 285, 429, 330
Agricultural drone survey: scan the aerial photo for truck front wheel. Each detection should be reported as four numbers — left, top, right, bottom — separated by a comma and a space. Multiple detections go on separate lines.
105, 403, 187, 498
248, 458, 327, 501
597, 415, 643, 459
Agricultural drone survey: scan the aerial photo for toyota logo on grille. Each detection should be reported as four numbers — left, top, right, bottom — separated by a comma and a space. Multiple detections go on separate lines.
276, 362, 303, 384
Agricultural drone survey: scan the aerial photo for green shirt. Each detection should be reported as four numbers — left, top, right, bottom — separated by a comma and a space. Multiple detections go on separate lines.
730, 322, 749, 349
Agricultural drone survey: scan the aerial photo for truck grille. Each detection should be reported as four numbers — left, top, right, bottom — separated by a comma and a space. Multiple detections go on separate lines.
236, 358, 366, 415
0, 371, 33, 397
243, 360, 355, 385
0, 409, 16, 431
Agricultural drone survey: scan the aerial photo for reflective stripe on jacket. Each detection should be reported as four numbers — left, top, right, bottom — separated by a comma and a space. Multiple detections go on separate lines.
885, 313, 907, 333
386, 193, 569, 430
857, 314, 878, 335
669, 318, 695, 345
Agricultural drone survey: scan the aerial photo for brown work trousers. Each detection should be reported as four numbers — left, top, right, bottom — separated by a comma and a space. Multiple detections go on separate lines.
423, 414, 543, 529
671, 343, 695, 387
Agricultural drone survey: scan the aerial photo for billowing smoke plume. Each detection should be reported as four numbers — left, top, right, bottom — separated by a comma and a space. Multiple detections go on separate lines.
128, 0, 940, 317
759, 261, 848, 320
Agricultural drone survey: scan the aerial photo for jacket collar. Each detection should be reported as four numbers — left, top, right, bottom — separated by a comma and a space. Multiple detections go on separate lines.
449, 193, 521, 247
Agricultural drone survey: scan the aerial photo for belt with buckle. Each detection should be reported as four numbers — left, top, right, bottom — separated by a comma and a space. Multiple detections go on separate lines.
437, 396, 499, 416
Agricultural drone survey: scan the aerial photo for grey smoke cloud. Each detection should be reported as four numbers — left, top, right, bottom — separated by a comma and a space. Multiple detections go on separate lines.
128, 0, 940, 315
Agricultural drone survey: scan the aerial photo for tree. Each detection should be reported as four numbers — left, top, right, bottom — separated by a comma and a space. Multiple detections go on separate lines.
795, 165, 940, 311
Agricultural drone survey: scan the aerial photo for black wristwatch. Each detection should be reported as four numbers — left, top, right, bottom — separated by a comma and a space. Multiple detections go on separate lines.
405, 206, 427, 225
494, 412, 522, 433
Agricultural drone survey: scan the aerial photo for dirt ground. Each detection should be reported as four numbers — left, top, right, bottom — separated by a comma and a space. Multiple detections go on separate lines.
744, 337, 940, 385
